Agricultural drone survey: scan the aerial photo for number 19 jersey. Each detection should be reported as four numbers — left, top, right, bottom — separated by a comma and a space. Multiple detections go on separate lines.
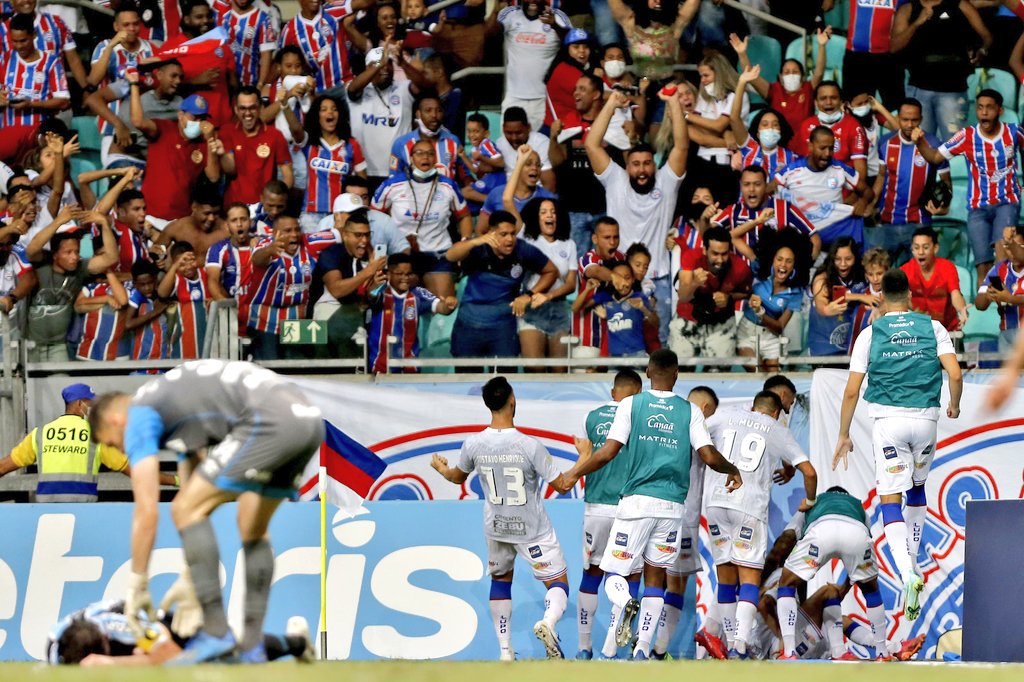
704, 407, 808, 522
457, 427, 562, 543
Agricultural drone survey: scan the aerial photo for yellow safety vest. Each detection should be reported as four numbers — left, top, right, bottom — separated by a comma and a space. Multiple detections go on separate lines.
35, 414, 100, 502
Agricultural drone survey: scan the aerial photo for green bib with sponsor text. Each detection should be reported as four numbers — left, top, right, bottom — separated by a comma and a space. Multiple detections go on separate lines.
584, 403, 629, 506
620, 391, 692, 504
865, 311, 940, 409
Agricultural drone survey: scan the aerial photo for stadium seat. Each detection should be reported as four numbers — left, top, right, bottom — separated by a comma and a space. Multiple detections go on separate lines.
70, 156, 98, 184
966, 68, 1018, 109
784, 35, 846, 85
947, 155, 968, 182
70, 116, 102, 153
743, 35, 782, 82
824, 0, 849, 31
962, 304, 1001, 344
956, 265, 976, 305
465, 109, 501, 147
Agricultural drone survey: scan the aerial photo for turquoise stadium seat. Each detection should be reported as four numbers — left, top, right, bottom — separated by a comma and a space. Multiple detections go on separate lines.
784, 36, 845, 86
966, 68, 1018, 109
963, 304, 1001, 344
956, 265, 976, 305
743, 35, 782, 81
947, 155, 967, 182
71, 116, 102, 153
824, 0, 849, 31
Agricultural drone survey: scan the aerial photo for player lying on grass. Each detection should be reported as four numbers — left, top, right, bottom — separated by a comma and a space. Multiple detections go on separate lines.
48, 599, 314, 666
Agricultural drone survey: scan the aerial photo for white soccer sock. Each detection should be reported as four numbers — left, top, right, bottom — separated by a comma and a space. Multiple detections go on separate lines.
846, 621, 874, 647
905, 505, 927, 572
777, 595, 798, 656
884, 520, 915, 583
490, 600, 512, 651
578, 591, 599, 651
867, 604, 889, 653
601, 604, 622, 658
634, 595, 664, 657
734, 600, 757, 653
719, 600, 738, 649
543, 586, 568, 630
604, 574, 632, 609
823, 603, 845, 658
654, 602, 682, 655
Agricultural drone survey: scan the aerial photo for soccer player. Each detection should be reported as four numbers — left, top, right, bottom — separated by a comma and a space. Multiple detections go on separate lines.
430, 377, 578, 660
575, 369, 643, 660
704, 390, 817, 658
834, 268, 963, 621
89, 360, 326, 663
565, 349, 742, 660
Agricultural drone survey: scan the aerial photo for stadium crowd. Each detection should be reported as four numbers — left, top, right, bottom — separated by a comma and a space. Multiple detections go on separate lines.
1, 0, 1023, 372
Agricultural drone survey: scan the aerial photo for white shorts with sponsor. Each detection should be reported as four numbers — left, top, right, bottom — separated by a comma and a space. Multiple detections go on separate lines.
668, 523, 702, 576
784, 516, 877, 583
705, 507, 768, 569
487, 527, 568, 581
598, 516, 683, 576
795, 608, 828, 660
583, 503, 617, 568
872, 416, 937, 495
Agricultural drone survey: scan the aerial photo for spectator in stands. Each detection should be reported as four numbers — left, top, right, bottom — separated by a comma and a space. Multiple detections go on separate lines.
432, 0, 493, 69
496, 107, 556, 189
901, 226, 969, 331
669, 184, 715, 255
261, 47, 312, 195
499, 0, 571, 129
847, 91, 898, 188
367, 252, 457, 374
687, 50, 747, 202
124, 260, 169, 361
87, 3, 156, 166
157, 241, 210, 359
604, 0, 700, 81
106, 183, 151, 277
213, 0, 279, 89
0, 14, 70, 130
775, 126, 874, 248
3, 0, 87, 90
710, 165, 819, 263
793, 81, 867, 181
871, 97, 951, 266
220, 86, 292, 205
841, 0, 903, 104
545, 28, 593, 127
733, 28, 828, 135
671, 225, 752, 362
308, 208, 383, 359
808, 237, 869, 357
154, 185, 228, 262
348, 46, 418, 192
24, 206, 120, 361
976, 225, 1024, 352
572, 216, 624, 359
587, 89, 687, 344
342, 1, 399, 55
461, 111, 504, 182
206, 202, 254, 304
247, 213, 339, 359
74, 266, 129, 361
277, 0, 373, 94
0, 212, 34, 317
319, 179, 408, 254
848, 246, 889, 351
510, 196, 576, 372
389, 92, 462, 178
575, 259, 654, 358
130, 83, 224, 227
729, 67, 797, 183
549, 73, 611, 259
893, 0, 991, 140
598, 43, 646, 148
300, 93, 367, 232
423, 55, 465, 140
250, 179, 288, 236
912, 90, 1022, 283
373, 139, 471, 298
737, 229, 812, 372
446, 209, 558, 361
485, 144, 556, 232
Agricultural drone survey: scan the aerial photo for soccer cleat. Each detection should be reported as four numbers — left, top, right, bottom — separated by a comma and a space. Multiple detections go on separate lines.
576, 649, 593, 660
533, 620, 564, 659
615, 599, 641, 648
167, 630, 238, 665
832, 651, 860, 661
499, 647, 516, 662
903, 574, 925, 621
694, 629, 728, 660
727, 648, 749, 660
238, 644, 267, 664
286, 616, 315, 663
895, 635, 926, 661
650, 651, 667, 660
876, 654, 894, 662
777, 653, 799, 661
632, 649, 648, 661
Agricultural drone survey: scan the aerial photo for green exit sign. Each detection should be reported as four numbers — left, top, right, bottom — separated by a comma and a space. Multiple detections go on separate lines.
279, 319, 327, 345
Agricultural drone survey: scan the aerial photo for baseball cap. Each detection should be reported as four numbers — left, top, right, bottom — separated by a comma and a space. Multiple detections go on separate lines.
180, 94, 210, 117
332, 193, 365, 214
564, 28, 590, 46
366, 47, 386, 67
61, 383, 96, 404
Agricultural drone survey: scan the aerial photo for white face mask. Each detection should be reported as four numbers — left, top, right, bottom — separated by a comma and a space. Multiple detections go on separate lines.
703, 82, 716, 97
851, 104, 872, 118
758, 128, 781, 149
781, 73, 802, 92
417, 119, 438, 137
603, 59, 626, 79
817, 109, 843, 125
183, 120, 202, 140
411, 167, 438, 181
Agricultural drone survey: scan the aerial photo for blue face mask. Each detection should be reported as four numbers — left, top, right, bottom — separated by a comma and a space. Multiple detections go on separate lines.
183, 120, 202, 140
758, 129, 781, 149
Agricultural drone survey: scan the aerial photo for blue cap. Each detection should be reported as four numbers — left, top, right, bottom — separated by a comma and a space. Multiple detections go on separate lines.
180, 94, 210, 117
62, 383, 96, 404
564, 28, 590, 45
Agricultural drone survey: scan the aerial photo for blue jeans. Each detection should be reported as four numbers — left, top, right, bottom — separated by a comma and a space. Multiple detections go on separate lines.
865, 222, 921, 265
450, 314, 519, 358
652, 274, 672, 345
906, 85, 967, 142
589, 0, 623, 48
967, 202, 1020, 266
569, 212, 600, 264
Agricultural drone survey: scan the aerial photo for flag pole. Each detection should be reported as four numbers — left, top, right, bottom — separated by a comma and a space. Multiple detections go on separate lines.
319, 459, 328, 660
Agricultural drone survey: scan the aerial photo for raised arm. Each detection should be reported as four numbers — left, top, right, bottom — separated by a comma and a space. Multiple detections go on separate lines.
447, 231, 498, 263
429, 454, 469, 484
502, 144, 532, 227
730, 65, 759, 142
127, 71, 157, 138
586, 92, 627, 176
88, 33, 126, 86
911, 126, 947, 165
26, 203, 77, 263
811, 26, 830, 86
85, 212, 121, 274
664, 89, 689, 177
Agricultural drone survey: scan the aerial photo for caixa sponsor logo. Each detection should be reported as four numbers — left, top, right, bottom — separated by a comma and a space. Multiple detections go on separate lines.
309, 157, 351, 175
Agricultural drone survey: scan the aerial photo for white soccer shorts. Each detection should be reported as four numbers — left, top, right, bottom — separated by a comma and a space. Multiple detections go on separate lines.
583, 504, 617, 568
668, 523, 702, 576
598, 516, 683, 576
783, 516, 878, 583
705, 507, 768, 569
487, 528, 568, 581
872, 416, 937, 495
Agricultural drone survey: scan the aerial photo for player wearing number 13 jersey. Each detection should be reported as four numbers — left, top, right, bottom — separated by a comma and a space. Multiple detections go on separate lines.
703, 391, 816, 658
431, 377, 578, 661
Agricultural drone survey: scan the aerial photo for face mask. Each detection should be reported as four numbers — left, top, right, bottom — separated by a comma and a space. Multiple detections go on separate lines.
817, 108, 843, 125
604, 59, 626, 79
759, 129, 781, 149
183, 120, 202, 139
417, 119, 438, 137
851, 104, 872, 118
703, 82, 716, 97
411, 167, 437, 181
781, 73, 802, 92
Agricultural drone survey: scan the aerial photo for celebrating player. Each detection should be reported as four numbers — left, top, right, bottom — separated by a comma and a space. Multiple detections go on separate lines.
833, 268, 963, 621
430, 377, 578, 661
566, 349, 742, 660
89, 360, 325, 663
704, 391, 817, 658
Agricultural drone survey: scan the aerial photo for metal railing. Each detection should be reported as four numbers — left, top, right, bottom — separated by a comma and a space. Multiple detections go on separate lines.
40, 0, 114, 16
721, 0, 807, 38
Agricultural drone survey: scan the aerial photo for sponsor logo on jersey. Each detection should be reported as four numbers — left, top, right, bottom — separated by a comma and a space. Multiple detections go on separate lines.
739, 526, 753, 541
887, 463, 908, 474
585, 532, 592, 545
654, 544, 675, 554
528, 545, 542, 559
709, 524, 720, 535
882, 446, 898, 459
666, 530, 677, 543
615, 532, 628, 546
734, 539, 752, 551
802, 555, 819, 569
645, 413, 675, 434
531, 561, 551, 570
611, 549, 633, 560
681, 537, 692, 549
889, 330, 918, 345
309, 157, 351, 175
808, 544, 819, 557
